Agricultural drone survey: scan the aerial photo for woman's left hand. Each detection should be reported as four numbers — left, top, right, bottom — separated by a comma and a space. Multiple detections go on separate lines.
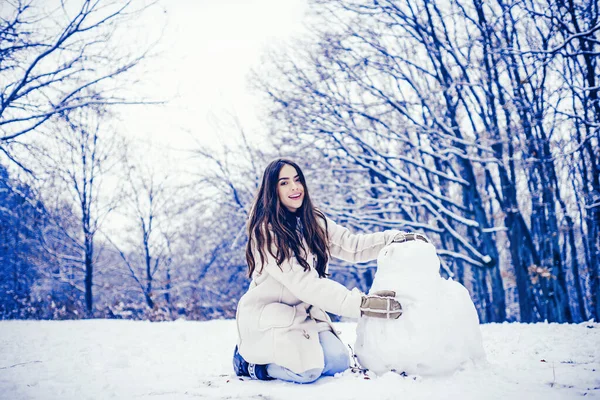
360, 290, 403, 319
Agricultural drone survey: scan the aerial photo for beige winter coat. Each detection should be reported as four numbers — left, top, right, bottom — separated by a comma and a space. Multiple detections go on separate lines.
235, 216, 399, 374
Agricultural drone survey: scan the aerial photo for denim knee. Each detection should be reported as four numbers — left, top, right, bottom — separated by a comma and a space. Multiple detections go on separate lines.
266, 364, 323, 384
324, 350, 351, 375
292, 368, 323, 384
319, 331, 351, 376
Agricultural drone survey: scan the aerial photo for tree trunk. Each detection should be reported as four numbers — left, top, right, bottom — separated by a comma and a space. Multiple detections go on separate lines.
565, 0, 600, 323
145, 250, 154, 309
84, 234, 93, 316
164, 266, 171, 305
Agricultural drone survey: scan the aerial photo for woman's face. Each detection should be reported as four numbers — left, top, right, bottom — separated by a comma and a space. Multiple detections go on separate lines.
277, 164, 304, 213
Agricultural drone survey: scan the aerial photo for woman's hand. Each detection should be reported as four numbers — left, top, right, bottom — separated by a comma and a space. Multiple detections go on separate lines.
360, 290, 403, 319
391, 232, 429, 244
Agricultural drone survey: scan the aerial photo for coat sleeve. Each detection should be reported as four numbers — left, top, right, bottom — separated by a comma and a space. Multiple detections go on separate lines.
262, 253, 363, 319
325, 217, 400, 263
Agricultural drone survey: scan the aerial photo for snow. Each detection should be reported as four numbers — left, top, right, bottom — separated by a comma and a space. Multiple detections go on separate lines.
0, 319, 598, 399
356, 240, 485, 376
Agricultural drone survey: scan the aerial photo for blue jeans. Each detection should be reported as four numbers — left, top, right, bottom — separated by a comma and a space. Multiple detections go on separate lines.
266, 330, 350, 384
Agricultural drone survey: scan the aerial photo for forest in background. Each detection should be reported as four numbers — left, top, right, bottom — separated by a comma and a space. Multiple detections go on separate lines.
1, 0, 598, 323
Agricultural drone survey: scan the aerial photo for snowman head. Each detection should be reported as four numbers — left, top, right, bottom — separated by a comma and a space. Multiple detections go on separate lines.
377, 240, 441, 280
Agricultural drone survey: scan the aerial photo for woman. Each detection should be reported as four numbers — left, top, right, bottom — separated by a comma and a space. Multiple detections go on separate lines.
233, 158, 411, 384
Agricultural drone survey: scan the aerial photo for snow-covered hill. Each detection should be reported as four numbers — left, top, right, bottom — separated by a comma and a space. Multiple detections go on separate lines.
0, 320, 598, 399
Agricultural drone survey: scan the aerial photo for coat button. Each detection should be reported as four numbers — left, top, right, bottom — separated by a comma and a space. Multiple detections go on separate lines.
303, 330, 310, 339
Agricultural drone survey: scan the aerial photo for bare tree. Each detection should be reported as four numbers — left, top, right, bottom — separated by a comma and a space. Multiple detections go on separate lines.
37, 107, 123, 315
178, 128, 271, 318
106, 154, 178, 311
0, 0, 157, 164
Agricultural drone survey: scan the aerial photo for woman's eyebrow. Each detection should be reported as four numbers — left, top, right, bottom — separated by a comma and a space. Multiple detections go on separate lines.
278, 175, 299, 182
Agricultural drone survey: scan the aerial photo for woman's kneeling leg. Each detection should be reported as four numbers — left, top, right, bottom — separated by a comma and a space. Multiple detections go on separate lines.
266, 365, 323, 384
264, 330, 349, 383
319, 330, 351, 376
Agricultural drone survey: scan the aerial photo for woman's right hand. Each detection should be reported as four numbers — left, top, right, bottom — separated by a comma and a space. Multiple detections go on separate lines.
360, 290, 403, 319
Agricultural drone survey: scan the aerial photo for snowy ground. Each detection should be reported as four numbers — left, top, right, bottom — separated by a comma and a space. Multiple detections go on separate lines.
0, 319, 598, 400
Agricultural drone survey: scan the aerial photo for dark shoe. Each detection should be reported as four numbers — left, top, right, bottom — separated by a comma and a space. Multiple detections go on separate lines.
233, 345, 249, 377
233, 346, 273, 380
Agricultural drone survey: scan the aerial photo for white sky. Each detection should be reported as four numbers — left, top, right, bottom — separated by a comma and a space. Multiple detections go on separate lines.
120, 0, 308, 158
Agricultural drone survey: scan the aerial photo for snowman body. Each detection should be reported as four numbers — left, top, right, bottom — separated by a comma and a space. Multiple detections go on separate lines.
354, 240, 486, 376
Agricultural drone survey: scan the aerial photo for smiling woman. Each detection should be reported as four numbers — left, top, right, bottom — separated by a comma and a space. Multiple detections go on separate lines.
232, 158, 406, 384
277, 164, 305, 212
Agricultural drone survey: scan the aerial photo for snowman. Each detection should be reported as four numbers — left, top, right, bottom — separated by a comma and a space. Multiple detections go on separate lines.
355, 234, 486, 376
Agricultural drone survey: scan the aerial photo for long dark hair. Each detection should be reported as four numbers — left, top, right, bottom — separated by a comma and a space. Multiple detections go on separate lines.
246, 158, 330, 278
